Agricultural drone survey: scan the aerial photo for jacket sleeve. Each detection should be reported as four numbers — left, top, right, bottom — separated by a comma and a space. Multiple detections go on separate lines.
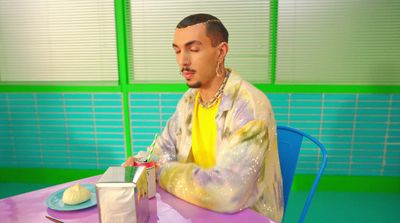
151, 109, 179, 166
158, 119, 271, 213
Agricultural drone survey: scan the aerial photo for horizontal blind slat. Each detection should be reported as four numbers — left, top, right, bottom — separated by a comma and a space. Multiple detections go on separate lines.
130, 0, 271, 83
0, 0, 118, 83
276, 0, 400, 85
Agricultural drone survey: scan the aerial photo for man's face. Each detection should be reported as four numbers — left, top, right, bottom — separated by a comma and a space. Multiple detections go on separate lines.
172, 23, 219, 88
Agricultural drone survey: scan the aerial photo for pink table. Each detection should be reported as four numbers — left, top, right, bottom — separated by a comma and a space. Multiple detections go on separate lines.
0, 176, 275, 223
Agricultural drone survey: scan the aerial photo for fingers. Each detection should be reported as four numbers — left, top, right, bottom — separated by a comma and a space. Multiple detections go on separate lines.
154, 162, 161, 174
122, 156, 136, 167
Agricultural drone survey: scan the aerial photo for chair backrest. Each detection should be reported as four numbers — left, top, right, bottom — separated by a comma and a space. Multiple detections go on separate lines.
277, 126, 328, 223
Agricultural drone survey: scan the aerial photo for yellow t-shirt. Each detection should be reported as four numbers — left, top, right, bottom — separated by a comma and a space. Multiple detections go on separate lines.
191, 92, 221, 169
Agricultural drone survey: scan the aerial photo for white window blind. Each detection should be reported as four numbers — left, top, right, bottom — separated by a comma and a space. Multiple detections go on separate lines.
276, 0, 400, 85
130, 0, 271, 83
0, 0, 118, 84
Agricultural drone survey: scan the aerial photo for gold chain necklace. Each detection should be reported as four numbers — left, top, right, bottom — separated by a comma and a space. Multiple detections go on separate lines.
199, 72, 230, 109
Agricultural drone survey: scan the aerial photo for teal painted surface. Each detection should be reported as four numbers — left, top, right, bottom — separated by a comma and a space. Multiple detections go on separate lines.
130, 93, 181, 153
0, 93, 126, 169
1, 92, 399, 176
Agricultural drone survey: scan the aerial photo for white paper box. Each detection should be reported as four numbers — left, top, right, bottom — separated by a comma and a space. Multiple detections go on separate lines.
96, 166, 149, 223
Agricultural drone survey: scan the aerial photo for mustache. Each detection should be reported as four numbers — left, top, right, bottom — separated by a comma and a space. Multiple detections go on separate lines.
180, 67, 196, 73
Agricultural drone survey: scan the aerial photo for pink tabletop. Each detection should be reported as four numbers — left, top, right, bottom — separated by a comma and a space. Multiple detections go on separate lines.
0, 176, 275, 223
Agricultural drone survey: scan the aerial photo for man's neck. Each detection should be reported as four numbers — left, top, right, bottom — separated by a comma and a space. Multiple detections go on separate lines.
199, 75, 225, 103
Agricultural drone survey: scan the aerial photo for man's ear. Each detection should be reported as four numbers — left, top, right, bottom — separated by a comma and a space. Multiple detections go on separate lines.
217, 42, 229, 62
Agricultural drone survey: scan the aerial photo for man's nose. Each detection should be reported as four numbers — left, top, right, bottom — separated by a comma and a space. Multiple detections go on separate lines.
178, 52, 190, 67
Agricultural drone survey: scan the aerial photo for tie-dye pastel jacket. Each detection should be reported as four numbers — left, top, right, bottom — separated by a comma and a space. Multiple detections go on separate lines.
153, 70, 284, 222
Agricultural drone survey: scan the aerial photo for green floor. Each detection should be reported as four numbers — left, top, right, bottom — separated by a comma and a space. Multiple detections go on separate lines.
0, 183, 399, 223
0, 182, 54, 198
284, 191, 400, 223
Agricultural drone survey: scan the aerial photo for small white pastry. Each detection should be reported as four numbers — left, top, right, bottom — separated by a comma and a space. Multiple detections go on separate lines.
62, 184, 91, 205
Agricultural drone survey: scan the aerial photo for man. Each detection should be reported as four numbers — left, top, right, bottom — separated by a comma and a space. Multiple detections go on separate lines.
125, 13, 284, 222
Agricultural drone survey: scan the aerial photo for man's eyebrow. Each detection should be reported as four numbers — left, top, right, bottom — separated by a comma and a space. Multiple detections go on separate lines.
172, 40, 202, 48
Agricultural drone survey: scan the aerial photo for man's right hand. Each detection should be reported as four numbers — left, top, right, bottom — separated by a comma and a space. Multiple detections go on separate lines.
122, 156, 136, 167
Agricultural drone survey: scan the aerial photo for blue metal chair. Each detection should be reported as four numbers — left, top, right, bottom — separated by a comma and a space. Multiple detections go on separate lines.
277, 126, 328, 223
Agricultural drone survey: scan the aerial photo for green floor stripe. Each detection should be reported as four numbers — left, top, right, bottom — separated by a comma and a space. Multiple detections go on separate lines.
292, 174, 400, 193
0, 168, 104, 184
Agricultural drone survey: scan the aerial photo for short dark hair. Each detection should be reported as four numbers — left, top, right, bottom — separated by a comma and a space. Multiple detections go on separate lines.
176, 13, 229, 47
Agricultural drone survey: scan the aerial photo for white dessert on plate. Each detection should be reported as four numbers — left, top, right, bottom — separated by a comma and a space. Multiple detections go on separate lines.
62, 184, 91, 205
